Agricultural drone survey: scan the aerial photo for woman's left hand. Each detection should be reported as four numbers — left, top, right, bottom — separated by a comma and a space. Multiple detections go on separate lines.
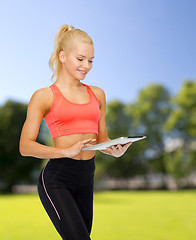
101, 142, 132, 158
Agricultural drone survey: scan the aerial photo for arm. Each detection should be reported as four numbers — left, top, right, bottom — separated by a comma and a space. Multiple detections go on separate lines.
19, 88, 94, 159
93, 87, 132, 158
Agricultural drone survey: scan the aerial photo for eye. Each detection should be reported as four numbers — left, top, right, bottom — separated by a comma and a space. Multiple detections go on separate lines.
77, 58, 83, 61
89, 60, 93, 63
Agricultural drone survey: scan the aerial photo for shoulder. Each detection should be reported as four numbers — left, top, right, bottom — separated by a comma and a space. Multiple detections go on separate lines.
30, 86, 52, 102
28, 86, 53, 114
87, 85, 106, 109
88, 85, 106, 101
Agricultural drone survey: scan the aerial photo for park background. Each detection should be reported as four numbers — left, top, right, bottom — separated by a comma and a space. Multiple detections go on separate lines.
0, 0, 196, 239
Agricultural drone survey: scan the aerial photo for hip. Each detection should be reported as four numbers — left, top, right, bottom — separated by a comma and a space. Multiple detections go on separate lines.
39, 156, 96, 191
44, 156, 95, 172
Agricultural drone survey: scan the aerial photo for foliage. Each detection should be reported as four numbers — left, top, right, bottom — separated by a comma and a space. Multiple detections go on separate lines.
96, 100, 143, 178
165, 80, 196, 138
0, 100, 44, 192
164, 80, 196, 180
127, 84, 171, 153
96, 82, 196, 184
163, 148, 193, 180
105, 100, 130, 139
125, 84, 172, 175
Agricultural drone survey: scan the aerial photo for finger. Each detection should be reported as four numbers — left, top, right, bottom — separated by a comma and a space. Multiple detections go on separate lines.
106, 147, 112, 153
82, 138, 93, 144
111, 145, 118, 151
116, 144, 123, 150
123, 142, 132, 149
83, 138, 97, 144
81, 144, 93, 149
83, 141, 97, 147
110, 145, 117, 149
82, 139, 97, 148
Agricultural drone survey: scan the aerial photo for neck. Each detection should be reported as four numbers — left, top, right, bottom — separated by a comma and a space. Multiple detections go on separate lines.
55, 69, 83, 89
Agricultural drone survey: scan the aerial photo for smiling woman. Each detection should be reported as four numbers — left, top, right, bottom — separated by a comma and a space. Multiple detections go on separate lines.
19, 24, 132, 240
56, 39, 94, 83
49, 25, 94, 81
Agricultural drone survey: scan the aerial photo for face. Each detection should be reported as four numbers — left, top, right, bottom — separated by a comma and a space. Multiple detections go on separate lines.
60, 39, 94, 81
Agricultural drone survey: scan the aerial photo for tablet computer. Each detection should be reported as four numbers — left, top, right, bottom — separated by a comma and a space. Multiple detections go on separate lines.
82, 136, 146, 150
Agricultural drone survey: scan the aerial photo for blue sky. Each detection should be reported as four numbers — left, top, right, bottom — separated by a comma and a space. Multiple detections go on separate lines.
0, 0, 195, 105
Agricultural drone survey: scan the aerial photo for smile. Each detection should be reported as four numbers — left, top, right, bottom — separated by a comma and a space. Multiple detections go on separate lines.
78, 70, 87, 74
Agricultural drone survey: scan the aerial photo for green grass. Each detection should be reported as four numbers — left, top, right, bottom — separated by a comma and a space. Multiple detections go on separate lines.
0, 191, 196, 240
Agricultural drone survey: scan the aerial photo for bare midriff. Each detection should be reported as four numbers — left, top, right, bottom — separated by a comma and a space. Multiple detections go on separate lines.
53, 133, 97, 160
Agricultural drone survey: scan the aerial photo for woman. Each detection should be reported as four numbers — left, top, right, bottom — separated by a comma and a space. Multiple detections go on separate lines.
19, 24, 132, 240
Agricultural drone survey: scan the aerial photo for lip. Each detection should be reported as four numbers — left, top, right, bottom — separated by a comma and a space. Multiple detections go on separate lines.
78, 70, 87, 75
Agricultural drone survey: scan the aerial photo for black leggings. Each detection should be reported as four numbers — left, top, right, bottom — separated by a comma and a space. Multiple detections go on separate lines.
37, 156, 95, 240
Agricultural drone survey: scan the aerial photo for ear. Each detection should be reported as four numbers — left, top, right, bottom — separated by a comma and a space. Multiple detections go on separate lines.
59, 51, 66, 63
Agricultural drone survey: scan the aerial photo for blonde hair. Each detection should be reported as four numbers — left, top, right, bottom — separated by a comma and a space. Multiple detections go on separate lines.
49, 24, 93, 81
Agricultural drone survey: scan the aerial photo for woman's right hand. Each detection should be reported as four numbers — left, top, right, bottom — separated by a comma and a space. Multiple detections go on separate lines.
63, 138, 96, 158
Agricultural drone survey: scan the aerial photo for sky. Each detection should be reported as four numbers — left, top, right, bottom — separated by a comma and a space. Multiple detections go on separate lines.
0, 0, 195, 105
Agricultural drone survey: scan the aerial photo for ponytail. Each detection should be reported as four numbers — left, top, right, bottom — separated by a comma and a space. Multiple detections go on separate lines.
49, 24, 93, 81
49, 24, 74, 81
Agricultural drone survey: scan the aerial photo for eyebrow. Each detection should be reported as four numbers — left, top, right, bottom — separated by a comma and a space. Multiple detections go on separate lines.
77, 54, 94, 59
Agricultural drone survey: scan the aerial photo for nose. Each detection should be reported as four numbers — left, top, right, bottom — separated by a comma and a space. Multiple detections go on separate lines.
82, 60, 91, 70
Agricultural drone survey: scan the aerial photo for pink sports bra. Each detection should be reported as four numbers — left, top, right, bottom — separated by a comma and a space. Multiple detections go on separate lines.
44, 83, 101, 139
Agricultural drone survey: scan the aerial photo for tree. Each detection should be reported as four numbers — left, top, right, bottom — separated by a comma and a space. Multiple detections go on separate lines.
96, 84, 172, 182
95, 100, 144, 179
163, 148, 194, 184
164, 80, 196, 183
0, 100, 44, 192
126, 84, 172, 176
165, 80, 196, 139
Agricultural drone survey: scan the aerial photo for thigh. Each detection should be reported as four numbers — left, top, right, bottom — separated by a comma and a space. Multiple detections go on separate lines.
75, 169, 95, 234
38, 166, 91, 240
